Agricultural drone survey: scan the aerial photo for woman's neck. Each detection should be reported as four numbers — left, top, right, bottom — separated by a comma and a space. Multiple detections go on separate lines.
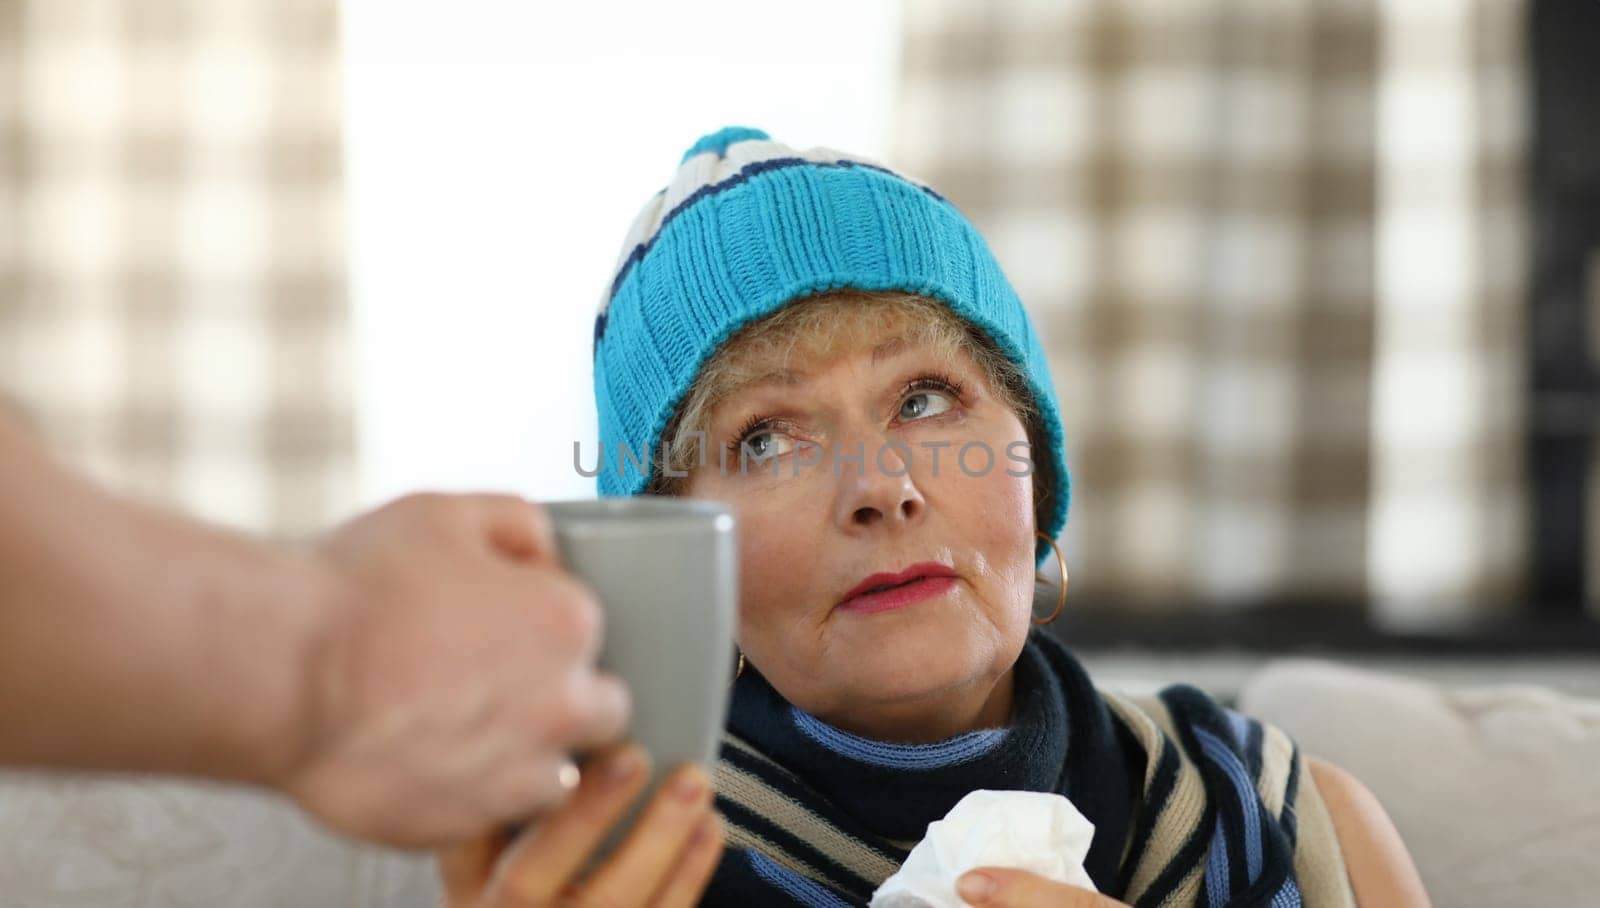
812, 664, 1017, 744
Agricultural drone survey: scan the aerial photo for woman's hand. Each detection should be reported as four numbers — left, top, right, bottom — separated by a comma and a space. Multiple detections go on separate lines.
956, 868, 1131, 907
437, 743, 725, 907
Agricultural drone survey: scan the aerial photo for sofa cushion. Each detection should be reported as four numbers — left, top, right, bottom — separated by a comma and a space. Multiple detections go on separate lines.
1238, 658, 1600, 908
0, 771, 439, 906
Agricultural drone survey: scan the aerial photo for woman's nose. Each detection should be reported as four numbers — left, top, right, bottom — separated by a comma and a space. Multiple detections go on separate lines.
833, 439, 927, 530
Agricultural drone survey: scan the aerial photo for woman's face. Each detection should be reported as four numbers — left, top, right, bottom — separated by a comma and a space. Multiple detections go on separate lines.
682, 316, 1037, 741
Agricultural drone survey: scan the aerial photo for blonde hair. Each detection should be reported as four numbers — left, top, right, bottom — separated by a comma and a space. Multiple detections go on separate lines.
645, 288, 1047, 512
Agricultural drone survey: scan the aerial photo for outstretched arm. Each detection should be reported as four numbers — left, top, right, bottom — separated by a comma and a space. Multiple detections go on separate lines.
0, 411, 322, 782
0, 411, 633, 848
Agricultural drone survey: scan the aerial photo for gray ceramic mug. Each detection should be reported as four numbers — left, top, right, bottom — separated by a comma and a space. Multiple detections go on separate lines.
506, 496, 739, 872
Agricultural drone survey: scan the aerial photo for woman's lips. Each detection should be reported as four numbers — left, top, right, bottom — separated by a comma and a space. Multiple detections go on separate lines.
837, 575, 958, 614
836, 560, 960, 614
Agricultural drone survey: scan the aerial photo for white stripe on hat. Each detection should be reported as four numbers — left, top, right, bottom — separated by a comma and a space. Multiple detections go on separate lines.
599, 135, 935, 316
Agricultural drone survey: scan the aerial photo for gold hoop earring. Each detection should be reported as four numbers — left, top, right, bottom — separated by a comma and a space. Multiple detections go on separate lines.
1033, 531, 1067, 625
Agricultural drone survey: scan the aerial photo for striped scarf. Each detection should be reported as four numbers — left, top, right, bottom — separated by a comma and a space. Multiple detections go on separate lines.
704, 628, 1355, 907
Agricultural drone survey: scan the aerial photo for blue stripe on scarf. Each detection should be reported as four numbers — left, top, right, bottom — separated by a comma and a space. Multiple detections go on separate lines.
789, 705, 1010, 769
1205, 815, 1233, 908
1196, 726, 1265, 883
1226, 708, 1253, 749
1270, 877, 1305, 907
745, 849, 855, 907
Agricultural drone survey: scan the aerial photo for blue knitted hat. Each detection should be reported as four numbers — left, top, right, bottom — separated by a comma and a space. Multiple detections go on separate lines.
591, 126, 1071, 565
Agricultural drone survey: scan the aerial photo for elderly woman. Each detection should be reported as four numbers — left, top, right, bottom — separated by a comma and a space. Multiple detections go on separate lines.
438, 128, 1428, 908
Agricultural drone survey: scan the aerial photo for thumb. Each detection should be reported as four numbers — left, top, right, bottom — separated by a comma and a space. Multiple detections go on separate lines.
956, 867, 1121, 907
465, 494, 558, 563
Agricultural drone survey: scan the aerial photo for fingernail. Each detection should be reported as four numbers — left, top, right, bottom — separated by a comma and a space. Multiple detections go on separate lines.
606, 748, 644, 786
957, 872, 995, 902
672, 767, 708, 802
690, 812, 719, 846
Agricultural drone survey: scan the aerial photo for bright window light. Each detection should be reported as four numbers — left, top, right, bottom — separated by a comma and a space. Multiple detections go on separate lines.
341, 0, 902, 508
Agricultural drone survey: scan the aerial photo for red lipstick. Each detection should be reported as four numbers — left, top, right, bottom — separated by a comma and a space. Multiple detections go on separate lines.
837, 561, 958, 615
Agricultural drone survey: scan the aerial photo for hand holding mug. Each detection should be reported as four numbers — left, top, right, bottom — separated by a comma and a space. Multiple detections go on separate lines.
438, 743, 726, 907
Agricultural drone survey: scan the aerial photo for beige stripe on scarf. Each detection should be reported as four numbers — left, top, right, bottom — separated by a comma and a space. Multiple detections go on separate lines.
1100, 691, 1210, 906
1285, 750, 1358, 907
1257, 722, 1296, 819
715, 734, 904, 884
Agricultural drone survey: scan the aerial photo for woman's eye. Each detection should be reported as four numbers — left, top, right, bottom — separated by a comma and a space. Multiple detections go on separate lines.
899, 390, 954, 422
741, 429, 794, 460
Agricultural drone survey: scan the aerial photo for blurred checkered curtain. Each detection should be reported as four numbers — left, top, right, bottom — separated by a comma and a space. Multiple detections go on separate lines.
0, 0, 354, 539
1368, 0, 1529, 626
894, 0, 1527, 618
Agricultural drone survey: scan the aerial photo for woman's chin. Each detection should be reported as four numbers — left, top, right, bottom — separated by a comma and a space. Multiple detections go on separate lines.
827, 596, 986, 658
829, 646, 983, 702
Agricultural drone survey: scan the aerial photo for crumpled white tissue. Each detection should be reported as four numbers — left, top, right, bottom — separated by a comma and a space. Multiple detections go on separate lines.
868, 789, 1097, 908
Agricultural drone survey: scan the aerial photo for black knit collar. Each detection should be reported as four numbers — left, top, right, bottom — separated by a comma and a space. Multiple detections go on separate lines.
725, 626, 1138, 891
